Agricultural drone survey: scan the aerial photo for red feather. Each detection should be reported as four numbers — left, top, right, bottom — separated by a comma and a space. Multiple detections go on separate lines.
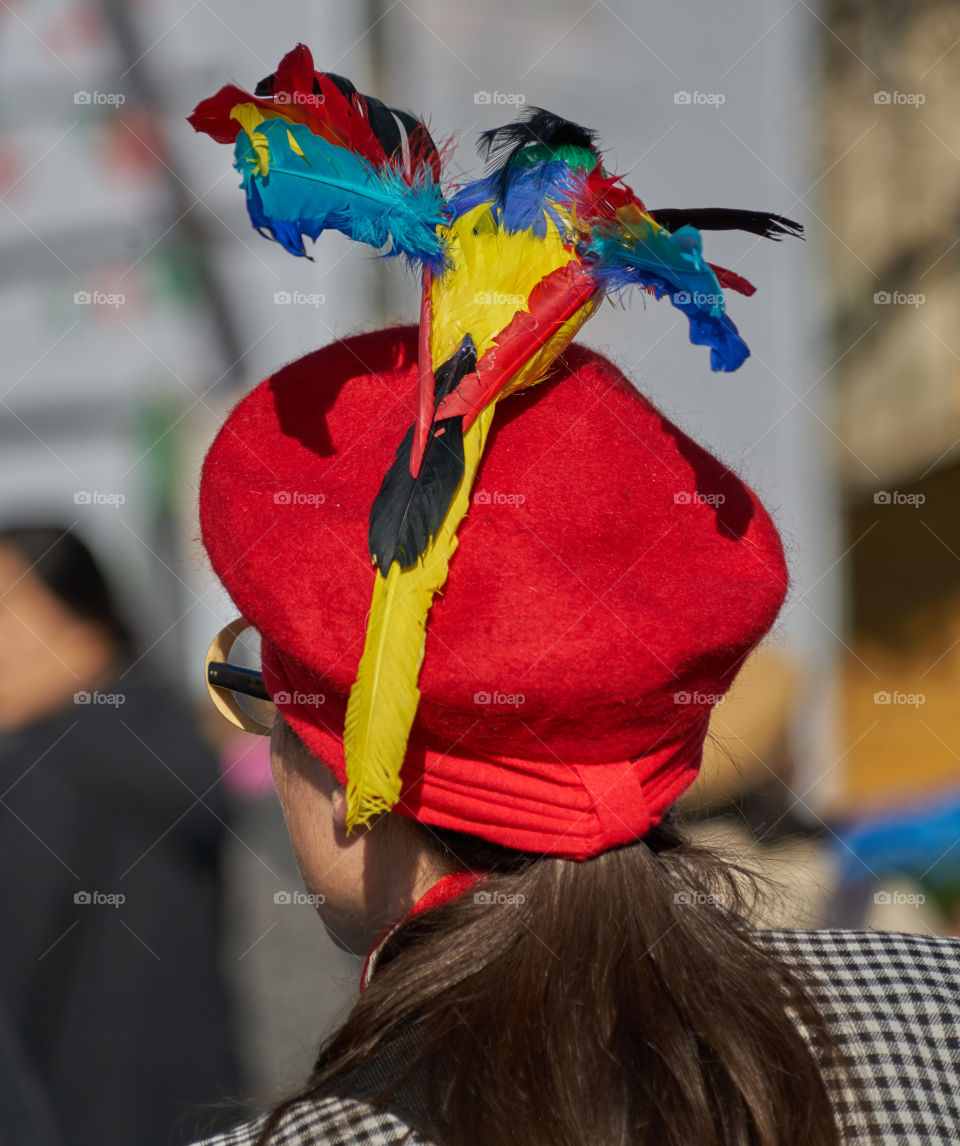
187, 85, 260, 144
271, 44, 443, 186
187, 81, 359, 154
189, 44, 386, 168
575, 162, 647, 222
435, 263, 599, 429
411, 270, 434, 479
709, 263, 756, 297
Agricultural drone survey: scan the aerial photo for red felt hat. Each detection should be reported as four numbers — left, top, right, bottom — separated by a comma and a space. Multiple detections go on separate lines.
200, 326, 787, 859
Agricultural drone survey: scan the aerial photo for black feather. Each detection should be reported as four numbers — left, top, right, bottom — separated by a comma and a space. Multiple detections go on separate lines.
368, 336, 478, 572
477, 107, 599, 210
477, 107, 598, 166
648, 208, 804, 241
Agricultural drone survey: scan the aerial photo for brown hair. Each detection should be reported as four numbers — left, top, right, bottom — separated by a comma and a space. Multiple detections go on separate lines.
255, 780, 870, 1146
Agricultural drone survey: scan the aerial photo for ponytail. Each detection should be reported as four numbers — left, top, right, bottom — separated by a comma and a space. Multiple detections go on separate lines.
258, 816, 866, 1146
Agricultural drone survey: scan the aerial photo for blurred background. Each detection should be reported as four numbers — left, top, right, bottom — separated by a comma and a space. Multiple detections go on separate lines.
1, 0, 959, 1141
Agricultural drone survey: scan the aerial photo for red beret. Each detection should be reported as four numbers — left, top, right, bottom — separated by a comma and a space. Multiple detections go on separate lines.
200, 326, 787, 858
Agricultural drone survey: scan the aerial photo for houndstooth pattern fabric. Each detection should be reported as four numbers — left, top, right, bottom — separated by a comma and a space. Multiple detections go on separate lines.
761, 928, 960, 1144
193, 928, 960, 1145
192, 1093, 430, 1146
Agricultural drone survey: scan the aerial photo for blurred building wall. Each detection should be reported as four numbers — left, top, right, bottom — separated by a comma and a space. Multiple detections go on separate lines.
820, 0, 960, 811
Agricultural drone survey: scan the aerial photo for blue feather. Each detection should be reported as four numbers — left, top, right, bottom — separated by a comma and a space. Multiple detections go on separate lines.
448, 159, 579, 236
586, 222, 749, 372
234, 118, 448, 272
669, 286, 749, 372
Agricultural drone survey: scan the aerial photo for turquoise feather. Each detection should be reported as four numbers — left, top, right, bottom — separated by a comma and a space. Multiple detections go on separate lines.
587, 222, 749, 371
235, 118, 448, 272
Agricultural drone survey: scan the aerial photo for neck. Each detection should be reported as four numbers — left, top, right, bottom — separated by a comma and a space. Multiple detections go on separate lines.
360, 870, 481, 991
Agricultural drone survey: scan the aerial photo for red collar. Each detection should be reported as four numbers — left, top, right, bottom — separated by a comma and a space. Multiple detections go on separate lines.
359, 871, 481, 991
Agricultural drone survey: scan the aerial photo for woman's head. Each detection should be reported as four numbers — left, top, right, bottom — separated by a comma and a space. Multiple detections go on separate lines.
0, 526, 132, 732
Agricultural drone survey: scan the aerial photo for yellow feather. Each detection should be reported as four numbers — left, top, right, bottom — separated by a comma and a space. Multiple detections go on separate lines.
229, 104, 272, 176
431, 204, 575, 362
286, 129, 307, 161
344, 404, 497, 830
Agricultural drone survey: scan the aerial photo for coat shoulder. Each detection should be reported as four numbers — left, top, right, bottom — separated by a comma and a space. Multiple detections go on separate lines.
760, 926, 960, 1007
190, 1094, 431, 1146
761, 927, 960, 1143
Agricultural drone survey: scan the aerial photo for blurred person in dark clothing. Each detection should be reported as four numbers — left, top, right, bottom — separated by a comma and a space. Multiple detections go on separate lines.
0, 526, 239, 1146
0, 999, 64, 1146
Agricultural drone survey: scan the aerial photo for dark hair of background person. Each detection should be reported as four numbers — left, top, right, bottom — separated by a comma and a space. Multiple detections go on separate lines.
256, 724, 872, 1146
0, 526, 134, 658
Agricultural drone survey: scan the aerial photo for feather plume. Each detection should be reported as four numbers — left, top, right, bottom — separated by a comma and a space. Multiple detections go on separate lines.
428, 203, 584, 373
574, 162, 647, 220
307, 71, 443, 184
189, 43, 448, 270
709, 263, 757, 297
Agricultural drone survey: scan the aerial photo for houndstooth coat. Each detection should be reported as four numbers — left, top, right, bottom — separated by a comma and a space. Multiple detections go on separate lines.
193, 928, 960, 1145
